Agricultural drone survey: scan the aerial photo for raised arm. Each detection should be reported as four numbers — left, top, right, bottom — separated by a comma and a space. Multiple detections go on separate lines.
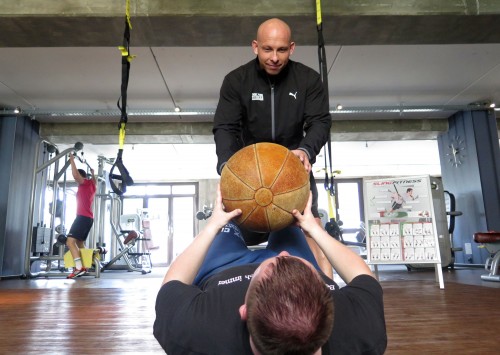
89, 167, 97, 185
69, 153, 85, 185
162, 185, 242, 285
292, 193, 374, 283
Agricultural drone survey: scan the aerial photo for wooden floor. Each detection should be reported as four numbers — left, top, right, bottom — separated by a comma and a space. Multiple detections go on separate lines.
0, 265, 499, 354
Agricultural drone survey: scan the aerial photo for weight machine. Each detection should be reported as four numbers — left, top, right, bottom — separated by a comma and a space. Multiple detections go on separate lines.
94, 155, 151, 274
24, 140, 103, 278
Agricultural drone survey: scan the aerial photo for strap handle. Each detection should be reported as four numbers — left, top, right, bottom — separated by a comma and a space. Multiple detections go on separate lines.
109, 148, 134, 195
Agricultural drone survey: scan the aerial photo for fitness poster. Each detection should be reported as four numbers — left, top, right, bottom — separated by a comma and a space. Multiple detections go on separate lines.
363, 175, 441, 265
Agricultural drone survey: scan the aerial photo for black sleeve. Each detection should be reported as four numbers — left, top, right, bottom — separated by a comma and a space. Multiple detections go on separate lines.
348, 274, 384, 300
299, 69, 332, 164
153, 278, 253, 355
327, 275, 387, 355
213, 74, 244, 174
153, 281, 202, 353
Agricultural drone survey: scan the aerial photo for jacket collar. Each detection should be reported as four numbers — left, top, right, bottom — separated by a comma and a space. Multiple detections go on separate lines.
254, 57, 291, 82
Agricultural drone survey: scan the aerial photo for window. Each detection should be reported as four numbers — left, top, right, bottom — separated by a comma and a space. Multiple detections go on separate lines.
121, 183, 198, 266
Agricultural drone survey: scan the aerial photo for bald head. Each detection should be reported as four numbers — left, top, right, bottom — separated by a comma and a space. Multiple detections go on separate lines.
256, 18, 292, 43
252, 18, 295, 75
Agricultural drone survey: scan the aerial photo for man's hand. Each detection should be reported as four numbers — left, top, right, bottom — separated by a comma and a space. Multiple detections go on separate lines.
291, 149, 311, 173
293, 193, 375, 283
292, 193, 321, 236
206, 184, 242, 232
162, 184, 241, 286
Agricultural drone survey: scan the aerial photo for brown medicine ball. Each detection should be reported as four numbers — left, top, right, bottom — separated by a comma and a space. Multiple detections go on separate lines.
220, 143, 310, 232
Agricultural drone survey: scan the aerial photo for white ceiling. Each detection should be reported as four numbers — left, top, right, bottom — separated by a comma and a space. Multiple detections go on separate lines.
2, 43, 500, 118
1, 43, 500, 181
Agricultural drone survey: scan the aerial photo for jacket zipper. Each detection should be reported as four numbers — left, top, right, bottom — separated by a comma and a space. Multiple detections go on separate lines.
270, 82, 275, 141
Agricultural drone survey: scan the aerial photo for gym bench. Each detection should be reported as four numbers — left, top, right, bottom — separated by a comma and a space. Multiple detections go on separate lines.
473, 232, 500, 282
101, 229, 150, 274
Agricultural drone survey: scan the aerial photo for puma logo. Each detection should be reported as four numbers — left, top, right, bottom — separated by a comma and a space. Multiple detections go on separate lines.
289, 91, 297, 99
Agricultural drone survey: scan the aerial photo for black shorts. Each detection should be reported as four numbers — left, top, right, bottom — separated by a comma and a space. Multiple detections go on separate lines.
68, 215, 94, 241
242, 173, 320, 246
391, 202, 403, 211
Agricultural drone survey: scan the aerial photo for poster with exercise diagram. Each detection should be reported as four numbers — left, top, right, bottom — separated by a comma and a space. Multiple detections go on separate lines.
363, 175, 441, 265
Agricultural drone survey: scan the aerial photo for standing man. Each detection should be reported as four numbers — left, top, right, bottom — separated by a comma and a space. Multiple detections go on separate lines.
66, 153, 97, 279
213, 17, 332, 272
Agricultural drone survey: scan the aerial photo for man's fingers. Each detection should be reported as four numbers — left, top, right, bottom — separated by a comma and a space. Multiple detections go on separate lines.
229, 209, 242, 218
292, 209, 303, 219
303, 162, 311, 173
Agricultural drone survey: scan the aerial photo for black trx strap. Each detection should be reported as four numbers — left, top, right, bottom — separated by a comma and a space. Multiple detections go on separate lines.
316, 0, 335, 200
109, 1, 134, 196
316, 0, 341, 238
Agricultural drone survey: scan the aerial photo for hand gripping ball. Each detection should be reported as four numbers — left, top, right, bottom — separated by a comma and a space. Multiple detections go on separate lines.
220, 143, 310, 232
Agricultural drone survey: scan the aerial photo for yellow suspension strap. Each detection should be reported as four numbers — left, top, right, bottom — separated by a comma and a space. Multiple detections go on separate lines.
316, 0, 342, 239
109, 0, 134, 195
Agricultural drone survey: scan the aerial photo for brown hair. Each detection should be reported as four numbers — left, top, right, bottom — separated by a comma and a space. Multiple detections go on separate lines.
246, 257, 334, 354
77, 169, 87, 178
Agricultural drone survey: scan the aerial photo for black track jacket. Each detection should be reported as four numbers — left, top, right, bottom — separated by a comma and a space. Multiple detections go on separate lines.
213, 58, 332, 174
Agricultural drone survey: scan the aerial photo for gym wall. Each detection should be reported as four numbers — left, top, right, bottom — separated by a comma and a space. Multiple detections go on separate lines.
0, 116, 39, 277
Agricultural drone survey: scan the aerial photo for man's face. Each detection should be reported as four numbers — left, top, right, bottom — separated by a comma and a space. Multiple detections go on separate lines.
252, 31, 295, 76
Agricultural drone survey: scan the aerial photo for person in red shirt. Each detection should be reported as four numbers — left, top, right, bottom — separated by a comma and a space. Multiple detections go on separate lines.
66, 153, 97, 279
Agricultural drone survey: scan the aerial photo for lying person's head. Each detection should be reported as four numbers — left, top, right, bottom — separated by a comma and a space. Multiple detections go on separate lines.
239, 252, 334, 354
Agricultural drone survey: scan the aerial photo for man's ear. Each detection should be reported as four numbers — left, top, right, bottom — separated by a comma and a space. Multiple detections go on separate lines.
252, 40, 258, 55
239, 304, 247, 321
